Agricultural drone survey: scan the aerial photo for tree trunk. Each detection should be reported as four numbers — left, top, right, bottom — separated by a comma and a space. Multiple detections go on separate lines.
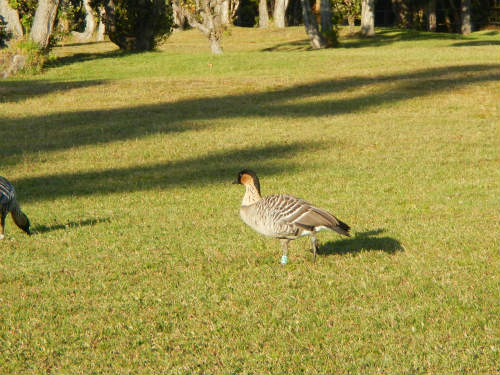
259, 0, 269, 27
29, 0, 61, 49
209, 32, 223, 53
274, 0, 289, 28
102, 0, 118, 40
320, 0, 331, 33
73, 0, 96, 42
427, 0, 436, 32
230, 0, 240, 21
360, 0, 375, 37
300, 0, 325, 49
460, 0, 471, 34
97, 6, 106, 41
313, 0, 320, 25
391, 0, 405, 27
347, 14, 355, 33
0, 0, 23, 40
447, 0, 460, 32
179, 0, 224, 54
221, 0, 230, 25
206, 0, 223, 53
172, 1, 186, 30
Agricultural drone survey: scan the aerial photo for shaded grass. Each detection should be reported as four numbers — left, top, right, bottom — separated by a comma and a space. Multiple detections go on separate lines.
1, 63, 497, 165
13, 142, 323, 201
0, 26, 499, 374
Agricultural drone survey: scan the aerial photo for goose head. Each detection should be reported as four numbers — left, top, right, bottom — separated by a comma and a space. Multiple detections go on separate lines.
13, 210, 31, 235
233, 169, 261, 196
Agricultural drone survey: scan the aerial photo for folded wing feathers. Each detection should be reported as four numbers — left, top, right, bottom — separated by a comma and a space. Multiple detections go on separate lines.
268, 194, 350, 237
0, 177, 15, 206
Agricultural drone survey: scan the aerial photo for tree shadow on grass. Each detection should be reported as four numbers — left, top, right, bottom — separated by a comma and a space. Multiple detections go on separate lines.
262, 28, 500, 51
451, 40, 500, 47
32, 217, 111, 234
1, 63, 498, 166
14, 141, 322, 203
44, 49, 137, 69
0, 79, 108, 104
339, 28, 465, 49
318, 229, 403, 256
261, 39, 312, 52
60, 41, 110, 47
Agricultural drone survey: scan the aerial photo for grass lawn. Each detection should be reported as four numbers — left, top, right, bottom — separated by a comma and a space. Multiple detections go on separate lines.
0, 26, 499, 373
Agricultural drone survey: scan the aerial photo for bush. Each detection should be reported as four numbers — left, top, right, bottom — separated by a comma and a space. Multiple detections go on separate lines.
0, 39, 46, 76
17, 39, 46, 73
92, 0, 173, 51
234, 0, 257, 27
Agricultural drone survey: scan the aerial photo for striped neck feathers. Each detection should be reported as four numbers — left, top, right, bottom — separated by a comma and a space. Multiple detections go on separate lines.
242, 183, 262, 206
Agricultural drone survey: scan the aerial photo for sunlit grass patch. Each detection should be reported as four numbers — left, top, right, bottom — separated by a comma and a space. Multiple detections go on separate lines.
0, 26, 499, 373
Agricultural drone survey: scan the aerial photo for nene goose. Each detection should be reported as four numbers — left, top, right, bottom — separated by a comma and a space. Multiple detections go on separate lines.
233, 169, 350, 263
0, 176, 31, 239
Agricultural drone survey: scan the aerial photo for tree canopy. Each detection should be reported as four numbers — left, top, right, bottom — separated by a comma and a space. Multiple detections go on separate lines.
0, 0, 497, 58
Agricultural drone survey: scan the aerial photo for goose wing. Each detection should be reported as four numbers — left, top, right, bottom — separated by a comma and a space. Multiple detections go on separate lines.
271, 194, 351, 237
0, 177, 15, 206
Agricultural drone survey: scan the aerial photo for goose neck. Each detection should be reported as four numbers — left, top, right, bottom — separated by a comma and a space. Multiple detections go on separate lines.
242, 184, 261, 206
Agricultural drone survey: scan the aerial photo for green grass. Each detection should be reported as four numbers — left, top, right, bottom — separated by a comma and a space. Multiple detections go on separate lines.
1, 26, 499, 373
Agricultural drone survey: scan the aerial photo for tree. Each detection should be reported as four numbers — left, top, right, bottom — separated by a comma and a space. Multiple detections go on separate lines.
0, 0, 24, 41
360, 0, 374, 36
229, 0, 240, 22
274, 0, 289, 28
97, 6, 105, 40
172, 1, 188, 30
333, 0, 361, 33
300, 0, 325, 48
73, 0, 96, 41
320, 0, 331, 34
30, 0, 61, 49
98, 0, 173, 51
175, 0, 224, 54
258, 0, 269, 27
220, 0, 239, 25
460, 0, 471, 34
427, 0, 436, 31
221, 0, 230, 24
391, 0, 407, 28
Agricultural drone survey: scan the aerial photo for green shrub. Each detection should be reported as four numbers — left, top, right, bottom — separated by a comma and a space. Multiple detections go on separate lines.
234, 0, 257, 27
18, 39, 46, 73
2, 39, 46, 75
91, 0, 173, 51
332, 0, 361, 27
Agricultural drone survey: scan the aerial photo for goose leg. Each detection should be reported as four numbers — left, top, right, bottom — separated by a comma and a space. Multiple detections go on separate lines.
0, 211, 6, 240
280, 239, 290, 265
311, 236, 318, 263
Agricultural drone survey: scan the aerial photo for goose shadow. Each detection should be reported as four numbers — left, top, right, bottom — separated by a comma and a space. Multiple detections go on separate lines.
318, 229, 403, 256
31, 217, 110, 234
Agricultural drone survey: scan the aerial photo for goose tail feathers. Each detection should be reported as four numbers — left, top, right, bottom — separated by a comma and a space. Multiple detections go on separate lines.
330, 219, 351, 237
